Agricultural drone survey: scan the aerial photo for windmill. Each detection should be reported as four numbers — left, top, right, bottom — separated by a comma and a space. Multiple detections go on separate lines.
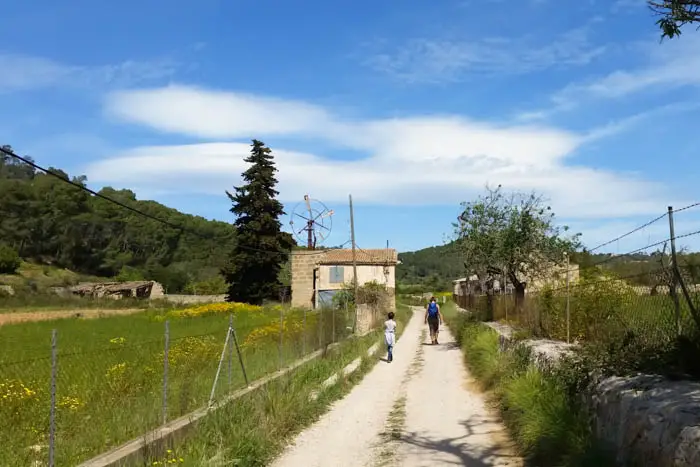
289, 195, 334, 249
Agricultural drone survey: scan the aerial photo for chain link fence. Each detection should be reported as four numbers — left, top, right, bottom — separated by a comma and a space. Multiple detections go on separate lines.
0, 304, 351, 466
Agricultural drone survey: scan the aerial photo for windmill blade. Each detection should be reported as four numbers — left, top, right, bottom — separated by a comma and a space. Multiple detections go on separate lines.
295, 212, 312, 222
316, 223, 330, 231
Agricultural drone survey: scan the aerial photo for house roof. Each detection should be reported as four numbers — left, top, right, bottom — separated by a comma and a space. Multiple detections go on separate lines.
319, 248, 398, 265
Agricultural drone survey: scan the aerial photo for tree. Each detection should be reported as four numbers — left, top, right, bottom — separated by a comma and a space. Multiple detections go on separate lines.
221, 140, 295, 305
649, 1, 700, 38
0, 244, 21, 274
454, 186, 580, 314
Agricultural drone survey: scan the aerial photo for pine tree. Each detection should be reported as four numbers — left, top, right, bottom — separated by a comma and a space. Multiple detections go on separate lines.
222, 140, 295, 304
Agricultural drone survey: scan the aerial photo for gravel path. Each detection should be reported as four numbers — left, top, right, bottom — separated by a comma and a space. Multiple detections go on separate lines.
395, 318, 522, 466
271, 307, 522, 467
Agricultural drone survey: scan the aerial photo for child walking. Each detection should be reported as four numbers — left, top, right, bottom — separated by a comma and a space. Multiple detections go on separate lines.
384, 312, 397, 363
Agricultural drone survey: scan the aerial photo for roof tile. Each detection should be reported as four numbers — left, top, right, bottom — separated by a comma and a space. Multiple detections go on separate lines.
319, 248, 397, 265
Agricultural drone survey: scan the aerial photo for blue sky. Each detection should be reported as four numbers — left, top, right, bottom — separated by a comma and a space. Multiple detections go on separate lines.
2, 0, 700, 254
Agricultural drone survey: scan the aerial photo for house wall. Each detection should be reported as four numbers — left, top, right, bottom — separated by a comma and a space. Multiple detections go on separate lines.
317, 264, 395, 290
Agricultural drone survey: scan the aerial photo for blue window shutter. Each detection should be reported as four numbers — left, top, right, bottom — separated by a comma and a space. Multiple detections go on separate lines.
330, 266, 344, 283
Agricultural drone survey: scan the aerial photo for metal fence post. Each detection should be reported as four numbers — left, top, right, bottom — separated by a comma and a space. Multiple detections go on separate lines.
279, 305, 284, 370
209, 324, 233, 408
162, 320, 170, 425
565, 253, 571, 344
302, 308, 307, 355
230, 320, 248, 386
228, 315, 233, 390
48, 329, 57, 467
318, 308, 323, 349
668, 206, 682, 336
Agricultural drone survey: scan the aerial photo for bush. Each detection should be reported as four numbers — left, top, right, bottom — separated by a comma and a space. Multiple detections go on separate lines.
0, 245, 21, 274
450, 320, 615, 466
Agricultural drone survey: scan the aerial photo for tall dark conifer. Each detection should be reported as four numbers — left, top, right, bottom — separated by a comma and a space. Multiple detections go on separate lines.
222, 140, 294, 304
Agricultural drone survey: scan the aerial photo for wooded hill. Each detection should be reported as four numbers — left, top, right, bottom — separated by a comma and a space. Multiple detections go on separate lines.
397, 242, 700, 292
0, 145, 237, 293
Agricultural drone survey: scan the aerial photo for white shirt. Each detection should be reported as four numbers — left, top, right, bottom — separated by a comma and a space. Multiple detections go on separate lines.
384, 319, 397, 334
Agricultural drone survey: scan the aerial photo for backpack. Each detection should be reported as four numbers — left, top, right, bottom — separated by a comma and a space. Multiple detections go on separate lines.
427, 302, 439, 318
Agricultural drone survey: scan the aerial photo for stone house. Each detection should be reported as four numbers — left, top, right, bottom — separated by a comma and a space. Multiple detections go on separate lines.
291, 248, 397, 310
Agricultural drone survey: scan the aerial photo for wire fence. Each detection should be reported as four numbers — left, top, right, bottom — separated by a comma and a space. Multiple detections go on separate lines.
463, 264, 700, 347
453, 203, 700, 352
0, 305, 353, 466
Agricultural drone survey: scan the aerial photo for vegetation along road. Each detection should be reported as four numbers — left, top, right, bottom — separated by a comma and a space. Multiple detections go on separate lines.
271, 307, 521, 467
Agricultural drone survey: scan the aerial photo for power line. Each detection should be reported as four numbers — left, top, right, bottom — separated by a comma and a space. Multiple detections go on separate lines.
0, 145, 330, 258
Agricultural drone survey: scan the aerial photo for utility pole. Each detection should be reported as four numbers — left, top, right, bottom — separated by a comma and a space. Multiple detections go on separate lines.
349, 194, 359, 333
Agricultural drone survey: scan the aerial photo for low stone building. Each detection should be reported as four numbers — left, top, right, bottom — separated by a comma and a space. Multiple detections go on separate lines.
291, 248, 397, 310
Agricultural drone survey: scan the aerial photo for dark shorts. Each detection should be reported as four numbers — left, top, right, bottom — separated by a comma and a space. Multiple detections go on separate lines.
428, 317, 440, 334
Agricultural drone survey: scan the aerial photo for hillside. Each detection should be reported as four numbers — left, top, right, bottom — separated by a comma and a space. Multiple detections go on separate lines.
397, 242, 463, 292
0, 144, 237, 293
397, 242, 700, 291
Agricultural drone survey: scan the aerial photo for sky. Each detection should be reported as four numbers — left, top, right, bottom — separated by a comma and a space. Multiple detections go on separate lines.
2, 0, 700, 254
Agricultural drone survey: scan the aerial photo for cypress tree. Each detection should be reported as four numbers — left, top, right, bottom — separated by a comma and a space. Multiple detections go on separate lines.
222, 140, 294, 304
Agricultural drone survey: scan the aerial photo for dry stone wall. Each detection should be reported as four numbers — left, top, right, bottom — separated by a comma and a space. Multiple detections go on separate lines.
480, 318, 700, 467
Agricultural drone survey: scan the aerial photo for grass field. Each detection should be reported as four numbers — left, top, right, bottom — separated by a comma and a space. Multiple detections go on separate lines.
145, 303, 414, 466
0, 301, 351, 466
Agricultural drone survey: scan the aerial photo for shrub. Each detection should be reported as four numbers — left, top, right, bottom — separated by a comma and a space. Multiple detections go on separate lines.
0, 244, 21, 274
450, 320, 614, 466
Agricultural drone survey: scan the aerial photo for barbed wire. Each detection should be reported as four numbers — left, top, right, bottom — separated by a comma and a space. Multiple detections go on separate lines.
586, 212, 667, 253
672, 202, 700, 214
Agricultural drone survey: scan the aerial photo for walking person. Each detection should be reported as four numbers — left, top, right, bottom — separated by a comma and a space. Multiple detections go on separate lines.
425, 297, 443, 345
384, 311, 397, 362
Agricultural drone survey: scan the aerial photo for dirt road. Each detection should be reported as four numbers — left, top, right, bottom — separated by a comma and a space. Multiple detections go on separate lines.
272, 307, 522, 467
0, 308, 143, 326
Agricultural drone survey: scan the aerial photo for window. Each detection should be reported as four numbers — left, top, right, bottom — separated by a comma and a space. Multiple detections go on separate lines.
329, 266, 345, 284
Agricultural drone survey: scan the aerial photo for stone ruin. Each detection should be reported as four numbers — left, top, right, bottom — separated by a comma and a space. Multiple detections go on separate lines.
69, 281, 165, 300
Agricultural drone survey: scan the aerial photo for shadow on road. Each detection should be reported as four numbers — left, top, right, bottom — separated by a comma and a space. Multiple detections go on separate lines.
396, 414, 522, 466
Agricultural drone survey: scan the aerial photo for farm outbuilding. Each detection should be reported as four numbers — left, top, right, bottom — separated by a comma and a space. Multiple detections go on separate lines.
290, 248, 397, 310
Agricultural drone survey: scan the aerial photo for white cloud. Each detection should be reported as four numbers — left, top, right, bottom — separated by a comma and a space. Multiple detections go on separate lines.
0, 53, 178, 92
364, 25, 606, 83
84, 85, 679, 220
520, 33, 700, 120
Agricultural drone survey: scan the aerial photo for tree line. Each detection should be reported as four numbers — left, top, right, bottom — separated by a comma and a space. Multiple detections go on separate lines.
0, 144, 236, 293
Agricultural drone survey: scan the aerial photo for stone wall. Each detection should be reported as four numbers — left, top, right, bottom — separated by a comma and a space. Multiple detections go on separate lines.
163, 294, 227, 305
479, 318, 700, 467
291, 251, 318, 308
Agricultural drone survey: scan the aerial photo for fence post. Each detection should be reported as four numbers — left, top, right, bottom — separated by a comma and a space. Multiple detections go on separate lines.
332, 305, 336, 343
279, 305, 284, 370
48, 329, 57, 467
565, 252, 571, 344
228, 315, 233, 391
209, 324, 233, 408
318, 308, 323, 349
668, 206, 682, 336
302, 308, 307, 355
162, 320, 170, 425
230, 320, 248, 386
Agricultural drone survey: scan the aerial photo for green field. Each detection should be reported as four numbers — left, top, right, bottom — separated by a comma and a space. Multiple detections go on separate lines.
0, 303, 349, 465
148, 303, 414, 466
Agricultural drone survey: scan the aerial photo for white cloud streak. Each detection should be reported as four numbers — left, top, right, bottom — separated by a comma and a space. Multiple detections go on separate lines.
0, 53, 179, 93
364, 25, 606, 83
519, 33, 700, 121
86, 85, 680, 220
